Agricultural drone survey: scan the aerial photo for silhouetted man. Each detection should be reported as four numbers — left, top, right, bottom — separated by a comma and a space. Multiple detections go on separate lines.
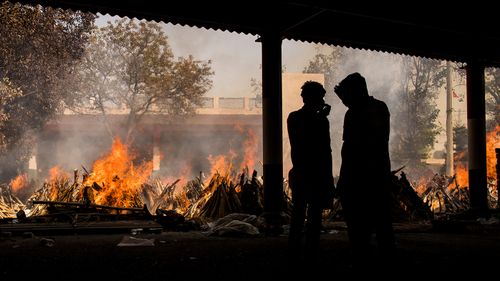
287, 81, 334, 266
334, 72, 395, 270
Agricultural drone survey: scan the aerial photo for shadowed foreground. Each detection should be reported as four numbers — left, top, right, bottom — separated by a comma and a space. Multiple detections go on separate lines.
1, 221, 500, 280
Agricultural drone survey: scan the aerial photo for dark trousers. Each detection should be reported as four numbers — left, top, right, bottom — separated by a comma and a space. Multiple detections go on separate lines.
288, 193, 323, 261
340, 189, 395, 269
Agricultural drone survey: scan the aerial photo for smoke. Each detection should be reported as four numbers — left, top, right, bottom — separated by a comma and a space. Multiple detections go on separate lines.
337, 49, 404, 172
336, 48, 403, 105
299, 46, 404, 175
33, 115, 263, 186
22, 15, 405, 185
164, 24, 262, 98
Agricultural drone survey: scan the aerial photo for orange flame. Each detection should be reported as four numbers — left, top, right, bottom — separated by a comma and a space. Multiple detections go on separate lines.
83, 138, 153, 207
45, 166, 70, 201
486, 125, 499, 183
238, 127, 258, 172
9, 174, 28, 193
48, 166, 67, 182
207, 152, 235, 178
450, 125, 499, 189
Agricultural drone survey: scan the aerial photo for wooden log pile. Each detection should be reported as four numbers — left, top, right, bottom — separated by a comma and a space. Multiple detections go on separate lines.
24, 170, 80, 217
238, 170, 263, 215
325, 168, 434, 222
197, 172, 242, 221
0, 184, 24, 219
420, 174, 468, 214
142, 178, 183, 214
391, 171, 434, 221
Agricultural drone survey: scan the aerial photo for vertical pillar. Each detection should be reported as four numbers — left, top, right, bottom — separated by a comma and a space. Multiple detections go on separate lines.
466, 61, 489, 214
261, 30, 284, 232
445, 61, 454, 176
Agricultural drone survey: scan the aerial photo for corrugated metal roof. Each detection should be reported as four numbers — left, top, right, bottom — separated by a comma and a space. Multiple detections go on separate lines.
12, 0, 500, 67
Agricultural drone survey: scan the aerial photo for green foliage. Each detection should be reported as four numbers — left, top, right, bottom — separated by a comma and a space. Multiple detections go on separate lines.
0, 78, 22, 151
391, 57, 445, 168
453, 124, 468, 153
485, 67, 500, 130
303, 46, 345, 99
0, 1, 95, 180
68, 18, 214, 142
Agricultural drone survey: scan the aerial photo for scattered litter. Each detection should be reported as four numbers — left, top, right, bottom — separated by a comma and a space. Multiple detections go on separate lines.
117, 236, 155, 247
22, 232, 34, 238
477, 217, 499, 225
40, 238, 55, 247
130, 228, 143, 235
204, 213, 261, 237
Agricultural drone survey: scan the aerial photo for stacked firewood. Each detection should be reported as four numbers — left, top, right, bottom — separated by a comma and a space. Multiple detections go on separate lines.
197, 172, 242, 220
142, 178, 186, 214
0, 184, 24, 219
391, 171, 434, 221
419, 174, 467, 214
24, 170, 80, 217
238, 170, 263, 215
324, 168, 434, 222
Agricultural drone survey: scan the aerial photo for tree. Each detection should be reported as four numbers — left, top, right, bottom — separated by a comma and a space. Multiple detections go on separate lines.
453, 123, 468, 161
68, 18, 214, 143
0, 78, 22, 152
391, 57, 446, 169
485, 67, 500, 130
303, 46, 345, 97
0, 1, 95, 181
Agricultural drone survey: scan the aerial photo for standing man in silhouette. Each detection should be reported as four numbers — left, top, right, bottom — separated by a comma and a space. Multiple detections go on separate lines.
334, 72, 395, 270
287, 81, 334, 266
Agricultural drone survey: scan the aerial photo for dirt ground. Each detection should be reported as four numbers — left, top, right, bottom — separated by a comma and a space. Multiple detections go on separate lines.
1, 219, 500, 280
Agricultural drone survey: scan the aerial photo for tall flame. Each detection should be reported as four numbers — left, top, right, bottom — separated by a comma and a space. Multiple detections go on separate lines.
83, 138, 153, 207
451, 125, 499, 189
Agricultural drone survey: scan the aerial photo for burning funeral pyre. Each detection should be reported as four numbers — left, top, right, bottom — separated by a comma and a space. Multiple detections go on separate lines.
0, 137, 269, 234
0, 126, 499, 233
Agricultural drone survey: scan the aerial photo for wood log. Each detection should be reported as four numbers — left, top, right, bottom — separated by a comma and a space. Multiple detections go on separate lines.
32, 200, 148, 213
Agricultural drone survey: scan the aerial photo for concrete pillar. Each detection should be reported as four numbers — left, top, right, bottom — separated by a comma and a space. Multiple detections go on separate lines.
445, 61, 454, 176
260, 30, 284, 231
466, 61, 489, 214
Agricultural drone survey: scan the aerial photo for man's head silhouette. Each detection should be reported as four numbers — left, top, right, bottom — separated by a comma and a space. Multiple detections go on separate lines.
300, 80, 326, 105
334, 72, 368, 108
